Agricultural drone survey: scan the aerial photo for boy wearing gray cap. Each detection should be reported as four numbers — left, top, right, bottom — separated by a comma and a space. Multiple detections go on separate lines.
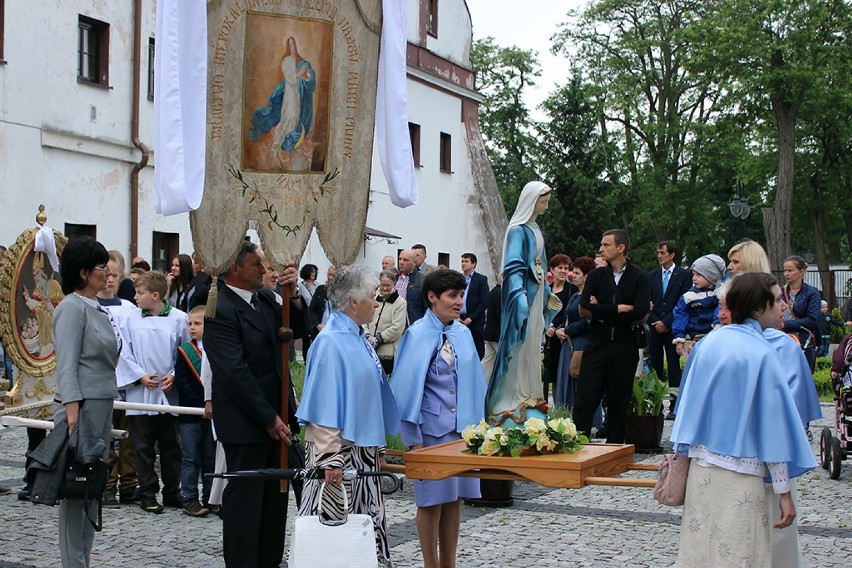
672, 254, 727, 357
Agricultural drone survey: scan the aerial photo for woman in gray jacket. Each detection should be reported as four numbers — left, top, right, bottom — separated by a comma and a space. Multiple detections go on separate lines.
53, 236, 120, 568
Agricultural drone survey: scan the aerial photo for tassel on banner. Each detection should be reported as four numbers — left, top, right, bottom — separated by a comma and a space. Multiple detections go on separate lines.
205, 278, 218, 319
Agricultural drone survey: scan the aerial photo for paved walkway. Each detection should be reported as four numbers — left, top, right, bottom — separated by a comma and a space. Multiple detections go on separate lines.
0, 405, 849, 567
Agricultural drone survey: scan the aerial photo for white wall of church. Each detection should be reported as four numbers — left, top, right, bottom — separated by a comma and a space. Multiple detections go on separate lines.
0, 0, 186, 263
1, 0, 495, 286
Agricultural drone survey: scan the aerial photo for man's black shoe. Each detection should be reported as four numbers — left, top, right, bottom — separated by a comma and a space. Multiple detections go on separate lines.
665, 411, 676, 421
140, 495, 164, 514
17, 486, 31, 501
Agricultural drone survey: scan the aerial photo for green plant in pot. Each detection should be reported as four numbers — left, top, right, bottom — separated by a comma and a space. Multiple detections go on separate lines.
625, 370, 677, 449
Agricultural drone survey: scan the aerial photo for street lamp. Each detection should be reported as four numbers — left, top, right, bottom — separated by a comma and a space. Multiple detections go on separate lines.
728, 183, 751, 219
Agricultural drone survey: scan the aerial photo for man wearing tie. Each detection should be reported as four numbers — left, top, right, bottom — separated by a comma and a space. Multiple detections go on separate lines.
204, 241, 306, 567
647, 241, 692, 419
459, 253, 490, 359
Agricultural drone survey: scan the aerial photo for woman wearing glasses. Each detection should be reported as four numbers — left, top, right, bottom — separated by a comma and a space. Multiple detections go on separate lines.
52, 236, 121, 567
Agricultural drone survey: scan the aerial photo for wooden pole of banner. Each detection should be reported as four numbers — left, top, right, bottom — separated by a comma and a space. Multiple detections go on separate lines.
280, 287, 292, 493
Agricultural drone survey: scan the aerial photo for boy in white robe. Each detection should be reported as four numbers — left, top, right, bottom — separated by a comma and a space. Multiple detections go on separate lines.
116, 271, 189, 513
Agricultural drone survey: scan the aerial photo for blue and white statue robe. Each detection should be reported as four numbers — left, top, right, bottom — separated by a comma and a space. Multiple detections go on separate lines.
671, 319, 816, 479
297, 312, 399, 447
486, 223, 560, 425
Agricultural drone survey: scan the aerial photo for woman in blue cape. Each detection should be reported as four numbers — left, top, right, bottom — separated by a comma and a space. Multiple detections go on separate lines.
296, 265, 400, 567
682, 261, 822, 567
391, 269, 488, 568
671, 272, 816, 567
486, 181, 562, 426
249, 36, 316, 170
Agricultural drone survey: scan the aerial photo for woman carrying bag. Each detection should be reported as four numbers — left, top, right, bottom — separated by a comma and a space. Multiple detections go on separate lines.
365, 270, 408, 376
554, 256, 595, 411
295, 265, 400, 567
52, 237, 121, 567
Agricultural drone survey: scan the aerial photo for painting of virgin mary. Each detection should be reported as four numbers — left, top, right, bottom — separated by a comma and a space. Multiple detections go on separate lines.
242, 14, 331, 173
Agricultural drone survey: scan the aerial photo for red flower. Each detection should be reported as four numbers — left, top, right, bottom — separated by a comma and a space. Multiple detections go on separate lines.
539, 403, 549, 412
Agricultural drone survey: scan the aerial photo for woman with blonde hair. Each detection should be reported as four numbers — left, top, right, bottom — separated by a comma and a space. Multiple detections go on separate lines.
727, 239, 771, 276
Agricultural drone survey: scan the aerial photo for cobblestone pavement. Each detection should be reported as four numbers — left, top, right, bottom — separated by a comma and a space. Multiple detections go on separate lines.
1, 405, 849, 567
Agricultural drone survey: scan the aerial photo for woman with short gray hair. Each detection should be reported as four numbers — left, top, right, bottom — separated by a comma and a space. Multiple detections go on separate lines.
325, 264, 379, 312
296, 264, 400, 566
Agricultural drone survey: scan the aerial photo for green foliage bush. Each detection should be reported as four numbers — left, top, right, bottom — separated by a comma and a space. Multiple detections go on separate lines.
813, 368, 834, 403
830, 308, 849, 344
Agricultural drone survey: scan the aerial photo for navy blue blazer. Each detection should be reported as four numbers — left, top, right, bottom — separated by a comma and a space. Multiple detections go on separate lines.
463, 271, 490, 329
648, 265, 692, 329
206, 283, 304, 443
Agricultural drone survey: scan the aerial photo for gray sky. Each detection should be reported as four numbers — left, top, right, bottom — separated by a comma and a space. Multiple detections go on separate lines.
466, 0, 586, 118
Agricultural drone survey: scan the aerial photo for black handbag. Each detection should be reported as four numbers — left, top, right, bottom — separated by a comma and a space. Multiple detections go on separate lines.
62, 458, 111, 501
632, 322, 651, 349
61, 457, 112, 531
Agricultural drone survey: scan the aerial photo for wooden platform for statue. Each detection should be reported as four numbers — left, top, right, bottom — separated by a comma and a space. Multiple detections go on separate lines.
401, 440, 658, 489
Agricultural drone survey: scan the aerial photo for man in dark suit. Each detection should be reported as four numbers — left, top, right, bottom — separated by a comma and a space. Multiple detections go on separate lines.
460, 253, 490, 359
204, 241, 305, 568
647, 241, 692, 419
396, 249, 426, 323
575, 229, 650, 444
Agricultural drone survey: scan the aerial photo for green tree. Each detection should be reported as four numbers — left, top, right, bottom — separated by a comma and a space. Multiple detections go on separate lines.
552, 0, 725, 267
687, 0, 852, 270
470, 37, 542, 210
536, 74, 620, 258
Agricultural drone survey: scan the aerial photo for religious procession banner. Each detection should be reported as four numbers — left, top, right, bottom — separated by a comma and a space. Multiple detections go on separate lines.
0, 208, 66, 415
192, 0, 382, 272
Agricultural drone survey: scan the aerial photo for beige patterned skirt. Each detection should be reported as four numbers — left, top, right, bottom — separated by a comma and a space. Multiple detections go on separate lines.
678, 459, 770, 568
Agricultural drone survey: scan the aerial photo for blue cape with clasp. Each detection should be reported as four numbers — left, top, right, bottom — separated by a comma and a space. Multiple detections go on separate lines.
296, 311, 400, 446
671, 319, 816, 479
391, 310, 487, 431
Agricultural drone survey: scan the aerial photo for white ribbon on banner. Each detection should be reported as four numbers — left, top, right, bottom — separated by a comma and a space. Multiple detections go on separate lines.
376, 0, 418, 208
34, 226, 60, 271
153, 0, 208, 216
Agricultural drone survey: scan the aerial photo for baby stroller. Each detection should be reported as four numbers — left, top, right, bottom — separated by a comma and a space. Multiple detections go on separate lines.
819, 337, 852, 479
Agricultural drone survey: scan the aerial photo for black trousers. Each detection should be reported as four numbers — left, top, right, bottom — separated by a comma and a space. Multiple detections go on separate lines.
469, 325, 485, 360
222, 440, 288, 568
648, 330, 682, 388
24, 428, 47, 485
573, 339, 639, 443
127, 414, 182, 500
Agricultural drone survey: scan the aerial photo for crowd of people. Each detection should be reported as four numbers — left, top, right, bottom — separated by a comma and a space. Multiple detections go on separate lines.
1, 223, 851, 568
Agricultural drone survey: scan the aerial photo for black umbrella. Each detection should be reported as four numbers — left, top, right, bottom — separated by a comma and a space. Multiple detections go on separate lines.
206, 468, 402, 495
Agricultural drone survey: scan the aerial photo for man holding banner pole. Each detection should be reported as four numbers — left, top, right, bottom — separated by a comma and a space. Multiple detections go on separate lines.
204, 241, 305, 567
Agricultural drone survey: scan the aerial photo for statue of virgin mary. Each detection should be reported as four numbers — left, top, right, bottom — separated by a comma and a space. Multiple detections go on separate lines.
486, 181, 562, 426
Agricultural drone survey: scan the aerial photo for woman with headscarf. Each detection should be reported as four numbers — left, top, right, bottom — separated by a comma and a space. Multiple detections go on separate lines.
486, 181, 562, 426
